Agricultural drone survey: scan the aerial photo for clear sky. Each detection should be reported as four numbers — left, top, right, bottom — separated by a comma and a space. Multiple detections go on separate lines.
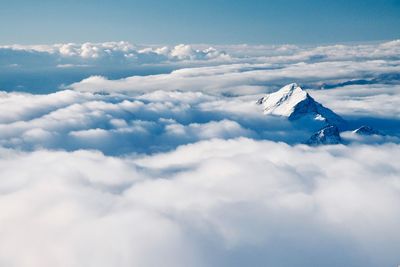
1, 0, 399, 45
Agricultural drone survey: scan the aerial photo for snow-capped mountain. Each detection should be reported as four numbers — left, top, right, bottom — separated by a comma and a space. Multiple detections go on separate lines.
306, 125, 342, 145
257, 83, 346, 130
256, 83, 390, 146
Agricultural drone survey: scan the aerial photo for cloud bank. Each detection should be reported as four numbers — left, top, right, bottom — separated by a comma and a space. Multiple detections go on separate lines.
1, 40, 400, 267
0, 42, 230, 65
0, 139, 399, 267
1, 86, 398, 155
1, 39, 399, 93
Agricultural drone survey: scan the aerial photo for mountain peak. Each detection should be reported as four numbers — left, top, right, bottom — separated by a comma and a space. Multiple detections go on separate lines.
257, 83, 346, 129
306, 125, 342, 145
353, 125, 382, 136
257, 83, 308, 117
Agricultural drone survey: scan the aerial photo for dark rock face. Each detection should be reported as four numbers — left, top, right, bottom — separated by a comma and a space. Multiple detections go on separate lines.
289, 94, 347, 130
287, 94, 319, 120
306, 125, 342, 145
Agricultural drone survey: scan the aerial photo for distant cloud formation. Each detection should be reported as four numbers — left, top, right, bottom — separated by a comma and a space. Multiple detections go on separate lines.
0, 41, 230, 64
0, 40, 400, 267
1, 39, 399, 93
1, 40, 399, 70
55, 40, 400, 98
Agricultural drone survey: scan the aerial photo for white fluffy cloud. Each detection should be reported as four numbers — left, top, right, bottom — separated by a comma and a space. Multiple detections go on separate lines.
311, 84, 400, 119
0, 42, 229, 65
0, 89, 269, 154
0, 139, 399, 267
3, 39, 400, 65
2, 39, 399, 94
68, 57, 400, 96
0, 82, 398, 155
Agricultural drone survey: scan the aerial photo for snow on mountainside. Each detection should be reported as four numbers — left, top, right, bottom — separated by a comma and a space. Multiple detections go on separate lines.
257, 83, 346, 130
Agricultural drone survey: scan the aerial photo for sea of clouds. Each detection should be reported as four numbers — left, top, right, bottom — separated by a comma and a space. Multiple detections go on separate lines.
0, 40, 399, 267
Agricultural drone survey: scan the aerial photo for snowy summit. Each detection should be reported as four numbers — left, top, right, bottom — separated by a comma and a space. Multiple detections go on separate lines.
257, 83, 346, 129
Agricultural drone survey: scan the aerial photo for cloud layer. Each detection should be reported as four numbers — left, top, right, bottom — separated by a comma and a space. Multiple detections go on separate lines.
0, 139, 399, 267
1, 85, 398, 155
1, 40, 399, 93
0, 42, 230, 65
1, 40, 400, 267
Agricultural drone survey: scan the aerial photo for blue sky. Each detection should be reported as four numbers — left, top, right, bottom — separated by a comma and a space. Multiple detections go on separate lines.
0, 0, 399, 44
